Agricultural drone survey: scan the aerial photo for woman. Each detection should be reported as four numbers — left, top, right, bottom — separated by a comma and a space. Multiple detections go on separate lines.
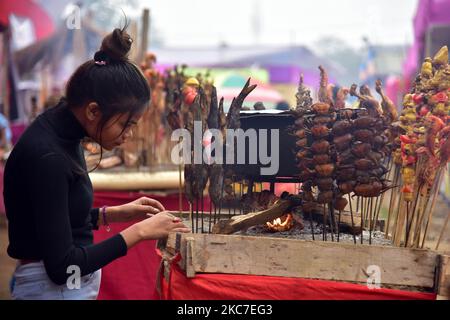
4, 27, 190, 300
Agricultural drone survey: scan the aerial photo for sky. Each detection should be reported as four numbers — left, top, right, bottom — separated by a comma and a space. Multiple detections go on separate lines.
134, 0, 419, 48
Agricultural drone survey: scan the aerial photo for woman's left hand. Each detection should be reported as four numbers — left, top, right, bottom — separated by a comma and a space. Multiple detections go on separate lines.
109, 197, 166, 222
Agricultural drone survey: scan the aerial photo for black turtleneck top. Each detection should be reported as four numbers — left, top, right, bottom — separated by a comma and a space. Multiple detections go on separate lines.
4, 100, 127, 285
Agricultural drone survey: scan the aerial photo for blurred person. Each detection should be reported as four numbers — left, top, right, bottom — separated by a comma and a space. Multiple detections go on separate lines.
42, 87, 63, 111
330, 85, 350, 109
4, 26, 189, 300
275, 101, 290, 111
0, 111, 12, 160
29, 96, 39, 123
253, 101, 266, 110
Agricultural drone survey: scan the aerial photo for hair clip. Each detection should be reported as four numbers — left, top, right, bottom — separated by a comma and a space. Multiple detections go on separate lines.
94, 50, 108, 66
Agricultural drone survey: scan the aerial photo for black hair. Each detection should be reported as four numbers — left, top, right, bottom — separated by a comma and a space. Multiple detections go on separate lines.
65, 26, 151, 172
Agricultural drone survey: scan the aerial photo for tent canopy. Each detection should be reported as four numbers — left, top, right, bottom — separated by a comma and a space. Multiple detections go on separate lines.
403, 0, 450, 81
0, 0, 54, 41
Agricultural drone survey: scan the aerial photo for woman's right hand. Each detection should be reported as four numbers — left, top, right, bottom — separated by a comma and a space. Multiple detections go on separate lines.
135, 211, 190, 240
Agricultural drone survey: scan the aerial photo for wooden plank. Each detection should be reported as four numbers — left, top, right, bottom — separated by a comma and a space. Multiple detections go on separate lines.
89, 171, 183, 190
437, 255, 450, 299
166, 232, 439, 289
185, 237, 196, 278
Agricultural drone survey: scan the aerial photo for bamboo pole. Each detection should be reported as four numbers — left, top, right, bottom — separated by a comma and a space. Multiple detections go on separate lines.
138, 8, 150, 65
1, 32, 10, 118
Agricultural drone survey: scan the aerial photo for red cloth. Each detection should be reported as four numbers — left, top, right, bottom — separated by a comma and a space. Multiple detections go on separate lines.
93, 190, 436, 300
0, 163, 5, 215
10, 123, 27, 145
161, 263, 436, 300
93, 190, 209, 300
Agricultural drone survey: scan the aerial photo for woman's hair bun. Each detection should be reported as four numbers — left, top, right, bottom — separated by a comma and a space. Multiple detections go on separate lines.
100, 27, 133, 62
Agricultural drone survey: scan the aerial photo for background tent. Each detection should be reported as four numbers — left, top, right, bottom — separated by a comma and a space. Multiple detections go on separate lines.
403, 0, 450, 88
215, 73, 285, 110
0, 0, 54, 122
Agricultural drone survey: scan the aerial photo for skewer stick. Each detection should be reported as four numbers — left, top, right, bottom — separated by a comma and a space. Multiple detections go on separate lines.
373, 195, 380, 227
232, 176, 237, 217
369, 197, 373, 245
436, 210, 450, 251
393, 192, 405, 246
309, 210, 315, 241
360, 197, 364, 229
190, 202, 194, 233
366, 197, 371, 230
217, 178, 225, 225
363, 197, 367, 228
179, 162, 183, 214
374, 192, 383, 232
405, 202, 412, 247
415, 187, 432, 247
239, 181, 243, 216
195, 197, 199, 233
360, 197, 365, 244
356, 196, 360, 219
323, 205, 327, 241
407, 183, 422, 246
412, 190, 427, 247
347, 193, 357, 244
337, 209, 341, 242
421, 169, 444, 248
385, 166, 400, 238
208, 203, 213, 233
201, 190, 204, 233
409, 182, 424, 245
328, 203, 334, 242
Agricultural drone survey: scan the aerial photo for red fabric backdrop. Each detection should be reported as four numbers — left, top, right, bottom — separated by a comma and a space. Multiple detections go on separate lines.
93, 190, 194, 300
161, 263, 436, 300
93, 191, 436, 300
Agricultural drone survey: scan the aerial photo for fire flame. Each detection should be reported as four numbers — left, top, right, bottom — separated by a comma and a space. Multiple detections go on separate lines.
266, 213, 294, 232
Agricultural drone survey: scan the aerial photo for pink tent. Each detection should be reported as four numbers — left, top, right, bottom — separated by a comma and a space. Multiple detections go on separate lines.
403, 0, 450, 84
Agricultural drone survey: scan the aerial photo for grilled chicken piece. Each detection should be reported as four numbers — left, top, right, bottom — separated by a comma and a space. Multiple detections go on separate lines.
350, 84, 383, 117
375, 79, 398, 122
318, 66, 333, 105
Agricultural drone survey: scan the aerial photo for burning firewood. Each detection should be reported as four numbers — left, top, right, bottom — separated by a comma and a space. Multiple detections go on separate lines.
212, 194, 302, 235
266, 213, 294, 232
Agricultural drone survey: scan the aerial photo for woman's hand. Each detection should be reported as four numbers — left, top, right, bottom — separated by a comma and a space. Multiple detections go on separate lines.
136, 211, 190, 240
107, 197, 166, 222
120, 211, 190, 248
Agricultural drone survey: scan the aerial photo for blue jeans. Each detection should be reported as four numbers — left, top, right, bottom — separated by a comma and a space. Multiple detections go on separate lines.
10, 261, 101, 300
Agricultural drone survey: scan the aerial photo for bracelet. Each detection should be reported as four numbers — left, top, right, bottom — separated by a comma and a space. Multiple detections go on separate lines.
101, 205, 110, 232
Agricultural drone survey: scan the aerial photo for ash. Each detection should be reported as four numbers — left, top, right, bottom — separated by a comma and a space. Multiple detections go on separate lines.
236, 222, 393, 246
181, 216, 393, 246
